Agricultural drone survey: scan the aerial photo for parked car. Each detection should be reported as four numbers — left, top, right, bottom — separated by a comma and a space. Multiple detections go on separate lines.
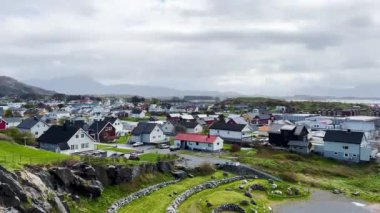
129, 153, 140, 160
132, 142, 144, 147
169, 145, 180, 151
159, 144, 170, 149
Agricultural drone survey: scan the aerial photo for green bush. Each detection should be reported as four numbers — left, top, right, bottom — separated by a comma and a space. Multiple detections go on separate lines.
0, 128, 36, 145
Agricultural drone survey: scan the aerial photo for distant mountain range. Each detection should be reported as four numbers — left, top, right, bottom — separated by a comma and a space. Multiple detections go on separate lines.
0, 76, 54, 97
26, 76, 240, 97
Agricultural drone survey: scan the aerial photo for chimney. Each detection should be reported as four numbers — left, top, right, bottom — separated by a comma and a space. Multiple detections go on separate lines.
207, 133, 210, 138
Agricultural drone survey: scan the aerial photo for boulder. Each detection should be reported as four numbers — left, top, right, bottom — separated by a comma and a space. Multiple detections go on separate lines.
250, 184, 266, 191
251, 199, 257, 205
352, 192, 360, 196
333, 189, 342, 194
242, 180, 248, 184
268, 179, 274, 184
206, 201, 213, 207
244, 191, 253, 198
223, 172, 229, 177
240, 200, 250, 206
188, 174, 194, 178
211, 175, 216, 180
273, 190, 283, 195
225, 188, 233, 191
171, 170, 187, 179
50, 168, 76, 186
0, 183, 21, 208
0, 166, 27, 202
271, 184, 277, 189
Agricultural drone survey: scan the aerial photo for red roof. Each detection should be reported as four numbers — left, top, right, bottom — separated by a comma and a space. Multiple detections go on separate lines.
175, 133, 219, 144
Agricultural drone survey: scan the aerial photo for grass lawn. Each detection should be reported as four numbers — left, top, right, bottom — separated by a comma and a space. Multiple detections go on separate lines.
0, 140, 74, 170
69, 172, 174, 213
179, 179, 309, 213
116, 135, 131, 144
96, 144, 135, 154
221, 147, 380, 202
139, 153, 175, 163
119, 171, 229, 213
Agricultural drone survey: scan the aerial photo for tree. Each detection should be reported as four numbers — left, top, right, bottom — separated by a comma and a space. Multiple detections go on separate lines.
218, 114, 225, 123
4, 109, 13, 118
131, 96, 145, 106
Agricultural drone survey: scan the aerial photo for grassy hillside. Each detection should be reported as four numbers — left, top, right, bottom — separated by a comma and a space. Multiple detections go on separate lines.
0, 140, 74, 170
221, 147, 380, 202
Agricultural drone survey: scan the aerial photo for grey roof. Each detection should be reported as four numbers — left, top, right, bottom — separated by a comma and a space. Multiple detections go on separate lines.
0, 107, 3, 116
4, 117, 22, 123
177, 121, 199, 129
294, 125, 308, 136
268, 124, 284, 134
209, 122, 247, 131
324, 130, 364, 144
131, 122, 157, 135
17, 118, 40, 130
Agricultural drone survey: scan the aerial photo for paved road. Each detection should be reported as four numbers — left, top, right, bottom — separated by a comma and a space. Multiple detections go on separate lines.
109, 144, 232, 167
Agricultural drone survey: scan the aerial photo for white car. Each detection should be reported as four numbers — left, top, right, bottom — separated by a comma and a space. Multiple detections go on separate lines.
132, 142, 144, 147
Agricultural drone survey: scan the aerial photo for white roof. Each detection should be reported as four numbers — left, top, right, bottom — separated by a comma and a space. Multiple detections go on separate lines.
346, 116, 380, 122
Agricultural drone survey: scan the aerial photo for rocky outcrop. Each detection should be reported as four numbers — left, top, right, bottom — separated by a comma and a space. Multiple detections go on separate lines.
166, 176, 256, 213
0, 160, 176, 213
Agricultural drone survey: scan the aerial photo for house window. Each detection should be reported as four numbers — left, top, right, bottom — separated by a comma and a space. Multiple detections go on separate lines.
343, 146, 349, 150
344, 153, 349, 158
70, 145, 75, 150
227, 131, 230, 134
81, 134, 84, 138
196, 142, 199, 146
76, 135, 79, 138
208, 144, 212, 147
35, 132, 38, 135
217, 143, 220, 145
81, 143, 89, 149
334, 152, 338, 155
353, 154, 357, 157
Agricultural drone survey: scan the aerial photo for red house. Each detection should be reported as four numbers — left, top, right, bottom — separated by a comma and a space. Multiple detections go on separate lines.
89, 120, 117, 142
0, 118, 7, 130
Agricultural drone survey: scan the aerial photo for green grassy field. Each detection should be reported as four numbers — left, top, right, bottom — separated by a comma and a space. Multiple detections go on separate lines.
179, 179, 308, 213
0, 140, 74, 170
69, 172, 174, 213
221, 147, 380, 202
96, 144, 135, 154
119, 171, 229, 213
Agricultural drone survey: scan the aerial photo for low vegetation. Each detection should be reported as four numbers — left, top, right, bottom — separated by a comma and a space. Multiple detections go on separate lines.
0, 128, 36, 146
68, 172, 174, 213
0, 140, 74, 170
96, 144, 135, 154
119, 171, 229, 213
221, 147, 380, 202
179, 179, 309, 213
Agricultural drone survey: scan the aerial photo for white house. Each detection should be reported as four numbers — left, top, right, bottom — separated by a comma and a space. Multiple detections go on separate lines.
4, 117, 22, 128
130, 122, 166, 144
323, 130, 375, 163
17, 118, 49, 138
130, 109, 146, 118
209, 122, 252, 142
341, 116, 380, 140
174, 133, 223, 152
177, 121, 203, 133
38, 125, 96, 154
160, 121, 176, 136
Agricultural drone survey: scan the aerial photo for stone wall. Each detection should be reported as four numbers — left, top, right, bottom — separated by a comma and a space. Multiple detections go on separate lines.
220, 164, 281, 181
212, 204, 246, 213
166, 175, 256, 213
107, 179, 180, 213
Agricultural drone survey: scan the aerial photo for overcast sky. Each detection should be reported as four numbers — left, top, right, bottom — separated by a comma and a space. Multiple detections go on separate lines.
1, 0, 380, 96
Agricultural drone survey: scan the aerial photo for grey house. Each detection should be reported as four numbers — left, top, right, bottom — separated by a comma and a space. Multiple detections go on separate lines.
323, 130, 373, 163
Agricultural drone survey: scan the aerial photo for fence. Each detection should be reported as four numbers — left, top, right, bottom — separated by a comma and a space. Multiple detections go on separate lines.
0, 154, 70, 167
